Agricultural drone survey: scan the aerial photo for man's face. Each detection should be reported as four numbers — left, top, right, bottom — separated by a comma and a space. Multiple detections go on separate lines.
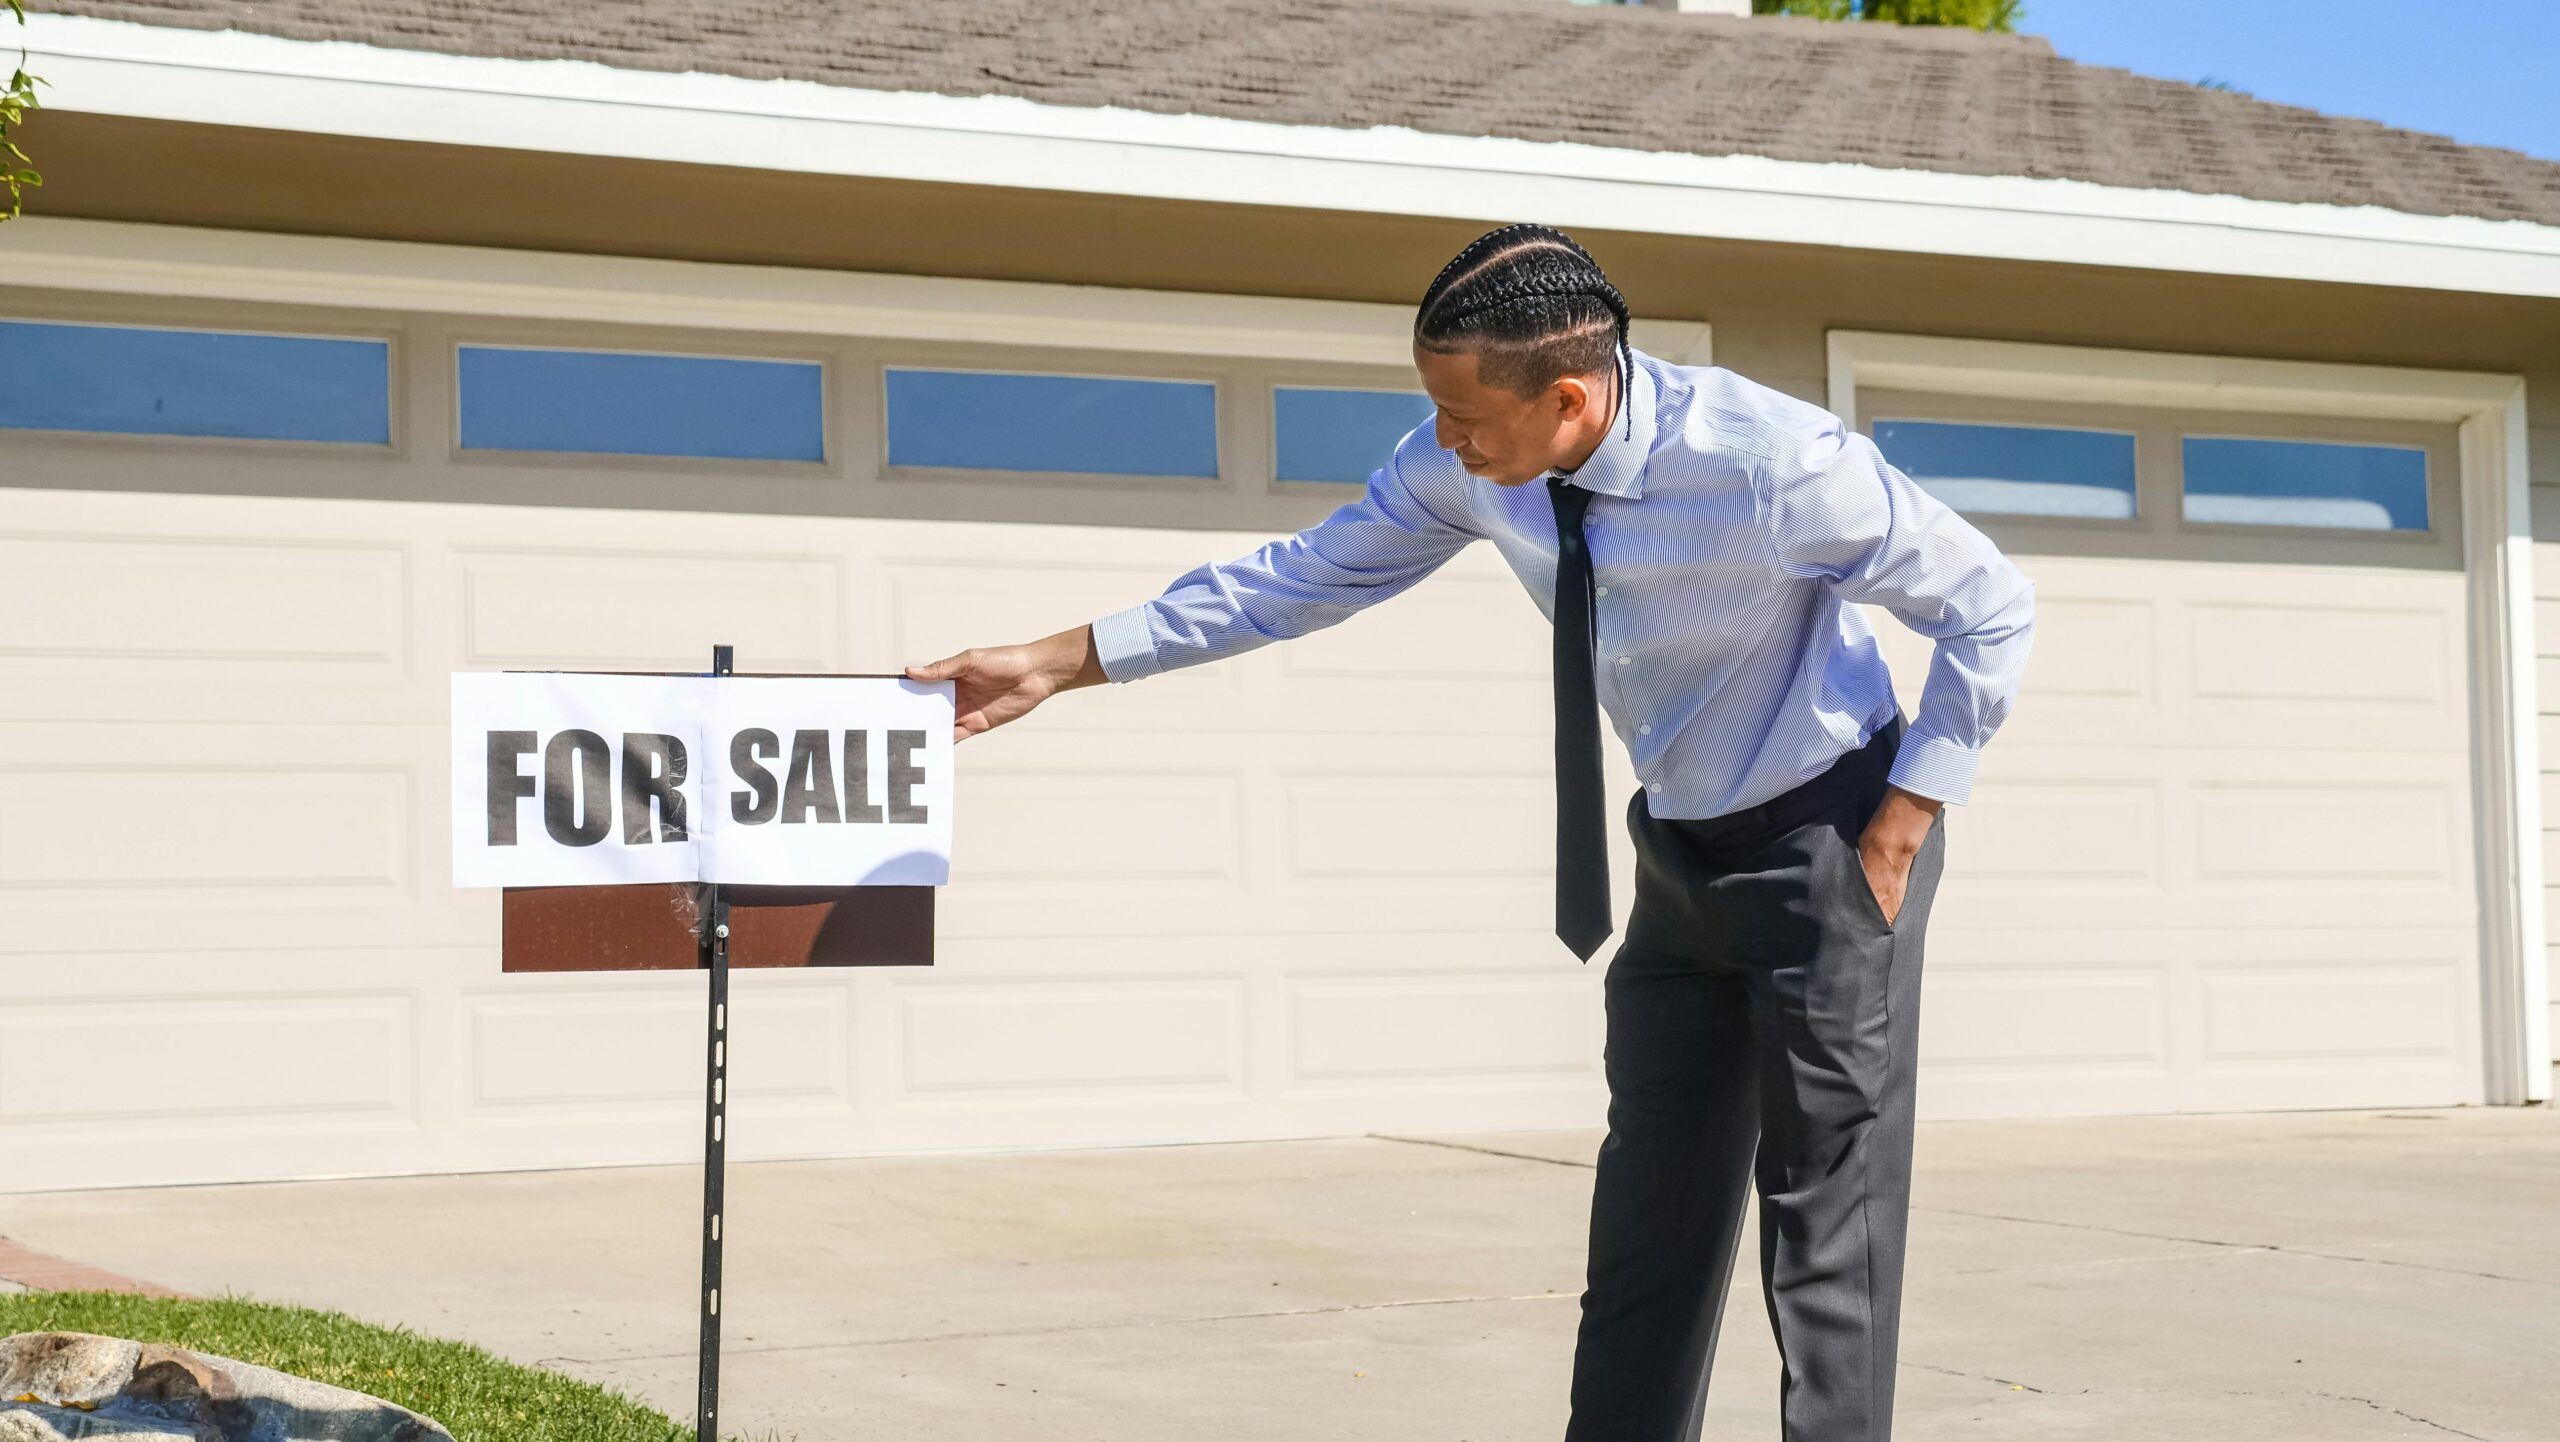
1413, 344, 1599, 488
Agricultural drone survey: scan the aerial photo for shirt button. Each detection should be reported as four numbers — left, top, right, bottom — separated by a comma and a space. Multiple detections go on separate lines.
1594, 585, 1609, 597
1647, 781, 1663, 793
1638, 723, 1653, 736
1616, 655, 1632, 666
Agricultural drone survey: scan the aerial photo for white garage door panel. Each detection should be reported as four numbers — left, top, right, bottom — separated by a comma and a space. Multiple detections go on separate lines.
954, 768, 1248, 888
0, 992, 416, 1127
1872, 549, 2485, 1119
454, 546, 850, 672
1947, 560, 2470, 754
460, 979, 851, 1120
0, 532, 408, 668
0, 723, 461, 955
1289, 970, 1602, 1082
898, 975, 1248, 1093
1917, 924, 2479, 1116
1926, 750, 2475, 934
2187, 600, 2453, 707
0, 527, 422, 726
1918, 964, 2176, 1120
1284, 773, 1552, 882
936, 725, 1624, 944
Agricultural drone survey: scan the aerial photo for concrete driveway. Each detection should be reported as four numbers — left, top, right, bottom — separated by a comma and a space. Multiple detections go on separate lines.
2, 1106, 2553, 1441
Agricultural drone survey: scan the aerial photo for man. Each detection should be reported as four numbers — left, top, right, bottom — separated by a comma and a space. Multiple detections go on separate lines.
907, 224, 2035, 1441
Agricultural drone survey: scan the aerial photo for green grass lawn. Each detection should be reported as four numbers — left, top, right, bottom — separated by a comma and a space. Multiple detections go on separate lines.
0, 1291, 767, 1442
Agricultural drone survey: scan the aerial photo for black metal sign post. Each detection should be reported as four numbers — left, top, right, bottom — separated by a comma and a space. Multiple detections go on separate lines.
489, 645, 938, 1440
696, 643, 734, 1442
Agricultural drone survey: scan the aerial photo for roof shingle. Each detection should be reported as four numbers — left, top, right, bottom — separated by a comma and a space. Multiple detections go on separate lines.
43, 0, 2560, 228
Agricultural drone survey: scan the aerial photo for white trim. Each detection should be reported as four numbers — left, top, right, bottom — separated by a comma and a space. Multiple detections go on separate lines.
1831, 331, 2550, 1105
0, 217, 1710, 369
24, 12, 2560, 302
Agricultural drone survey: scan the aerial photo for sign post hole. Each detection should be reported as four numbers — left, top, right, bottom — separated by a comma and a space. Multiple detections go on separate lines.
697, 643, 733, 1442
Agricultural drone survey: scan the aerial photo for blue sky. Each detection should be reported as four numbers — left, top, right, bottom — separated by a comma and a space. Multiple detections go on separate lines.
2020, 0, 2560, 161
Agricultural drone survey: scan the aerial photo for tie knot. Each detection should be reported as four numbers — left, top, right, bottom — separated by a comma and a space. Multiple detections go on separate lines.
1548, 475, 1592, 522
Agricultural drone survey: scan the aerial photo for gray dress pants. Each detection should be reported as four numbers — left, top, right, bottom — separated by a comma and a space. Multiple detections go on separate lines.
1563, 714, 1945, 1442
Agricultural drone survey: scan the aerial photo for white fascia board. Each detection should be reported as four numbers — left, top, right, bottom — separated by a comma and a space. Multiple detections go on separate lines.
24, 12, 2560, 302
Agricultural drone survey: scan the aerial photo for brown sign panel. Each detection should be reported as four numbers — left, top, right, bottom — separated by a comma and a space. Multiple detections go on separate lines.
502, 884, 934, 972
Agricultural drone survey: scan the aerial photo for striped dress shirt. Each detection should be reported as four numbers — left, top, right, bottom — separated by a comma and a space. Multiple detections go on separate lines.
1088, 349, 2037, 818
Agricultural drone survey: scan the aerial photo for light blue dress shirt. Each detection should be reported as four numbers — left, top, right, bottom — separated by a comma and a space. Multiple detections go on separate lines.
1089, 349, 2036, 818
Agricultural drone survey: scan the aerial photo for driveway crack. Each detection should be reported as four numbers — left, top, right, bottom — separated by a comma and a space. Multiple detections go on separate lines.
2306, 1389, 2498, 1440
1913, 1205, 2557, 1289
2242, 1388, 2500, 1441
539, 1288, 1582, 1366
1900, 1358, 2072, 1395
1366, 1134, 1596, 1168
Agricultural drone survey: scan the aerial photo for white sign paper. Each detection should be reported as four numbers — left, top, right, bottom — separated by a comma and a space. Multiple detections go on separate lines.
451, 672, 955, 889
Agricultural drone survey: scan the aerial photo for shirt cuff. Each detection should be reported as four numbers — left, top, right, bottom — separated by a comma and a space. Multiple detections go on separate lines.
1885, 729, 1981, 806
1089, 605, 1164, 683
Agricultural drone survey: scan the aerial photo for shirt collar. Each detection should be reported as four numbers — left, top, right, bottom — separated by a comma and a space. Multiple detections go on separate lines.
1547, 351, 1657, 500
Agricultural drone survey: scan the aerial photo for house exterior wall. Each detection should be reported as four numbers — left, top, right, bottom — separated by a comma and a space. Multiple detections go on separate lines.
3, 114, 2555, 1190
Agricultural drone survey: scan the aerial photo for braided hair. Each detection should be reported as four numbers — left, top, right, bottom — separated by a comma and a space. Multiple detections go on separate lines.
1413, 223, 1634, 441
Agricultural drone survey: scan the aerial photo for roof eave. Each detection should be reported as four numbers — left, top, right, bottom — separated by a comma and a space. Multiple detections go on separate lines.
20, 12, 2560, 303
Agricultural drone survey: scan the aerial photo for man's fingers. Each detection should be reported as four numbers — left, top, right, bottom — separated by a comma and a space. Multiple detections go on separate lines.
905, 649, 975, 682
913, 645, 1043, 740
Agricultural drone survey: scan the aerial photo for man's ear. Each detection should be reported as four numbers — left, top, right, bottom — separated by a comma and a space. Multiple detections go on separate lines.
1550, 374, 1594, 424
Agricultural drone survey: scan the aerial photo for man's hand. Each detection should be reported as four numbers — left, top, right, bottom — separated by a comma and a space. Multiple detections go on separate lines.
1856, 784, 1942, 926
904, 624, 1109, 742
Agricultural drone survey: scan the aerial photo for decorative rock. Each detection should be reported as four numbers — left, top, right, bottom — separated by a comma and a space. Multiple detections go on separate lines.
1, 1336, 140, 1411
0, 1335, 452, 1442
0, 1398, 224, 1439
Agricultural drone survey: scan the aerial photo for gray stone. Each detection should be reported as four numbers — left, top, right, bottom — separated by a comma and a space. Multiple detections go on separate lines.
0, 1400, 222, 1439
0, 1335, 450, 1442
0, 1336, 139, 1411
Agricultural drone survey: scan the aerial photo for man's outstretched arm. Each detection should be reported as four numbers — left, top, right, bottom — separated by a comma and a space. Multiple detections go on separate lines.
906, 434, 1478, 741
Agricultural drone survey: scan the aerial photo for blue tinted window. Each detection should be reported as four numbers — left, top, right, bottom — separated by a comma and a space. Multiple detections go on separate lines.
1275, 386, 1437, 484
458, 346, 825, 461
885, 369, 1218, 477
2182, 437, 2428, 531
0, 320, 389, 443
1872, 419, 2137, 520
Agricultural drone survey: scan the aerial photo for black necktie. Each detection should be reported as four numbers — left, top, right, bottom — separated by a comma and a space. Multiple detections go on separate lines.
1547, 476, 1612, 962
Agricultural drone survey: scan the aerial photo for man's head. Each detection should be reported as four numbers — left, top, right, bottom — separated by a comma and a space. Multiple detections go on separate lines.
1411, 224, 1631, 488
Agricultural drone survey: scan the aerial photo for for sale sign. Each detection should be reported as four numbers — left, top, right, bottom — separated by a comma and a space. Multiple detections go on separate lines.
451, 672, 954, 889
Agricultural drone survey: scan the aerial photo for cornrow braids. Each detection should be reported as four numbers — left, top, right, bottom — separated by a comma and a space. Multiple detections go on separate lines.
1414, 223, 1635, 442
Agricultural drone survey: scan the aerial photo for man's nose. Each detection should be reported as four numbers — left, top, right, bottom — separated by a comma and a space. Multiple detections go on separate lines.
1432, 411, 1459, 450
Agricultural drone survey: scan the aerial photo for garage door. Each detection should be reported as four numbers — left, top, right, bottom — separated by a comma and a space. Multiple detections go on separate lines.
0, 294, 2499, 1192
1863, 388, 2487, 1118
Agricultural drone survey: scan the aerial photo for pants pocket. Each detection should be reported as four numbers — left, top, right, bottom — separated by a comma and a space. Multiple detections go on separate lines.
1819, 784, 1908, 937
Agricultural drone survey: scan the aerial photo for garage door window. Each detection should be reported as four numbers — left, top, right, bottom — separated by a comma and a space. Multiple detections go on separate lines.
1275, 386, 1437, 484
0, 319, 390, 444
1870, 419, 2138, 519
1853, 383, 2456, 567
885, 369, 1219, 478
2182, 436, 2429, 532
457, 346, 826, 461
